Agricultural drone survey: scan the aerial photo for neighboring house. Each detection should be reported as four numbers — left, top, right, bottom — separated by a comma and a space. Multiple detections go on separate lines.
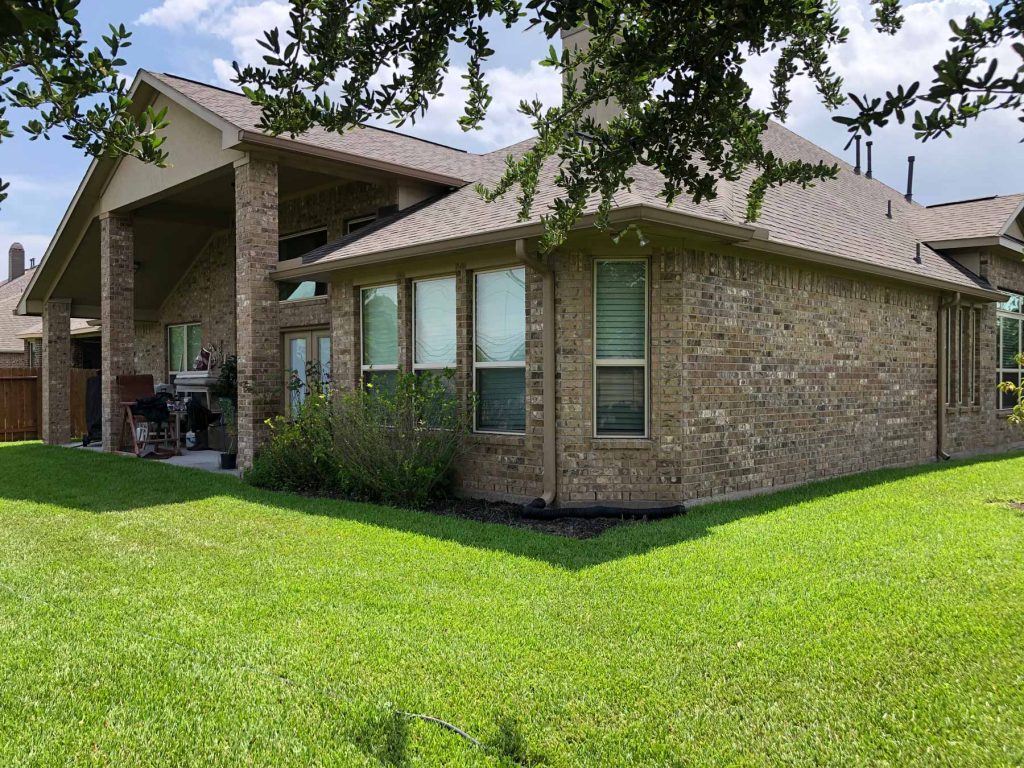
1, 244, 95, 369
14, 43, 1024, 506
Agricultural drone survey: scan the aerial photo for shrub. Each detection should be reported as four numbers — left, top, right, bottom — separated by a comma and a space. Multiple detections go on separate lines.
244, 366, 344, 496
333, 370, 472, 506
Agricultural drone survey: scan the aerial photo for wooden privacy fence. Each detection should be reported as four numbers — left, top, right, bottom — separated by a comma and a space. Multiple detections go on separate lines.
0, 368, 40, 442
0, 368, 99, 442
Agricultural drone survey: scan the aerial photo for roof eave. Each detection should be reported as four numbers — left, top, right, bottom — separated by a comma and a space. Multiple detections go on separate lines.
734, 238, 1005, 302
271, 204, 766, 281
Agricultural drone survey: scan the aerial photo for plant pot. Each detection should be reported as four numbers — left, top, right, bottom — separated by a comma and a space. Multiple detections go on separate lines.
219, 452, 237, 470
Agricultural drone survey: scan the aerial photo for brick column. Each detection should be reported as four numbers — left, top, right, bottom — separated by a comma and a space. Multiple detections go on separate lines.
234, 155, 280, 468
41, 298, 72, 445
100, 212, 135, 452
397, 276, 413, 372
330, 277, 360, 391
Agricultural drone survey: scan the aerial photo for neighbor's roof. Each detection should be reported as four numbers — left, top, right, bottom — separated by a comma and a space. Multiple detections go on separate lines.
0, 268, 91, 352
298, 117, 999, 295
910, 194, 1024, 243
150, 73, 483, 184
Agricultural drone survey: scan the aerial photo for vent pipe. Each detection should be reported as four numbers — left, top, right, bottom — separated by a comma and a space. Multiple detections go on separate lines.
853, 135, 862, 175
905, 155, 915, 203
865, 141, 873, 179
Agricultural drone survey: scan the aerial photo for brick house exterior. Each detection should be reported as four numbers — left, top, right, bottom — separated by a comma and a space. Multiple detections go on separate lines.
14, 70, 1024, 507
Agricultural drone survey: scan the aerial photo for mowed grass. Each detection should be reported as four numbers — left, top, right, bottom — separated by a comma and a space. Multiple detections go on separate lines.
1, 444, 1024, 766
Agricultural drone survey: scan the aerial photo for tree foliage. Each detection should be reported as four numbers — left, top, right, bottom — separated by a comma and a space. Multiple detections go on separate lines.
235, 0, 1023, 253
0, 0, 168, 209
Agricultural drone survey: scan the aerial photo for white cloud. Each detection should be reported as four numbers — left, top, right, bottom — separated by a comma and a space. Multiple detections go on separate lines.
742, 0, 1021, 202
137, 0, 214, 29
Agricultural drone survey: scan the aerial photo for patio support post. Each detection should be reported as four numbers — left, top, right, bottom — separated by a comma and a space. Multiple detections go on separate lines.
234, 154, 280, 468
100, 212, 135, 452
41, 298, 72, 445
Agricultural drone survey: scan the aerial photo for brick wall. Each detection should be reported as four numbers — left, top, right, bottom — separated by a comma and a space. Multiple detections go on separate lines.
946, 251, 1024, 453
328, 245, 950, 504
0, 350, 27, 368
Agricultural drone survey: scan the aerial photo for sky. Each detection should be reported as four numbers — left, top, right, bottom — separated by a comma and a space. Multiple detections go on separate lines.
1, 0, 1021, 281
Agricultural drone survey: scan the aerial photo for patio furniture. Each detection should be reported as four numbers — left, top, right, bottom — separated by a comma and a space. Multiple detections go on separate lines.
117, 374, 179, 458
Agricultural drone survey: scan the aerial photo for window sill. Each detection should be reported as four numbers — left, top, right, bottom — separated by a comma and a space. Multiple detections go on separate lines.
470, 432, 526, 446
278, 296, 329, 306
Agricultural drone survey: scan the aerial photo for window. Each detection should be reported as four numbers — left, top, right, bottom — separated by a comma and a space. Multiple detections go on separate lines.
167, 323, 202, 375
346, 215, 377, 234
474, 267, 526, 433
361, 284, 399, 393
278, 228, 328, 301
998, 292, 1024, 409
959, 307, 978, 406
414, 275, 457, 389
594, 260, 648, 437
284, 329, 331, 414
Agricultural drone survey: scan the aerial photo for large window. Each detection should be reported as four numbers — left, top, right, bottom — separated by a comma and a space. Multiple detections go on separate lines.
474, 267, 526, 433
278, 228, 328, 301
167, 322, 202, 375
414, 276, 456, 373
594, 260, 648, 437
361, 284, 399, 392
998, 292, 1024, 409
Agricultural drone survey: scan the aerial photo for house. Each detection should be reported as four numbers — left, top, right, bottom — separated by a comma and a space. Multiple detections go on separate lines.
14, 55, 1024, 506
1, 243, 95, 369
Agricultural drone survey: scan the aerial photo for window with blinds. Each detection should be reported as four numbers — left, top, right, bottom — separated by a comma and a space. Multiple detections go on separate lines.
594, 260, 647, 437
361, 284, 399, 394
474, 267, 526, 433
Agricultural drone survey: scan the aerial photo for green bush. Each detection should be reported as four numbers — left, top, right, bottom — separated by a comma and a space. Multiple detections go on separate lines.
244, 368, 344, 496
335, 370, 471, 506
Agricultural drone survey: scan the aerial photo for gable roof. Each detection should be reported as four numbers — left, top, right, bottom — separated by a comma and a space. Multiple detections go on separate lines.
0, 268, 90, 352
910, 194, 1024, 243
294, 119, 1002, 297
149, 73, 483, 184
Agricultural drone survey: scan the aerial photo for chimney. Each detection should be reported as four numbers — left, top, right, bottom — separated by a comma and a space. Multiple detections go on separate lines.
865, 141, 873, 179
560, 25, 619, 126
8, 242, 25, 282
905, 155, 915, 203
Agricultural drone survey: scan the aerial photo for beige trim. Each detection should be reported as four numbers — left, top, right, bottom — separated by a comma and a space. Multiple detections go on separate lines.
235, 130, 468, 187
733, 237, 1006, 302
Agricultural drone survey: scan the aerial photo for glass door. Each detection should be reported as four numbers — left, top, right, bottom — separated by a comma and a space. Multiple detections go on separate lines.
284, 329, 331, 415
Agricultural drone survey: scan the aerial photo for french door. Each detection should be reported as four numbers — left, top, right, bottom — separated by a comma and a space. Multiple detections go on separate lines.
283, 329, 331, 414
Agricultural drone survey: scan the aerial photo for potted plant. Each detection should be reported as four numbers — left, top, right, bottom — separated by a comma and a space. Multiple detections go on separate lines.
211, 356, 238, 469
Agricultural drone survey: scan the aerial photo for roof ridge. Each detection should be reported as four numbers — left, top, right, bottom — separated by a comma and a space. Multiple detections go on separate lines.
157, 71, 472, 155
927, 193, 1024, 209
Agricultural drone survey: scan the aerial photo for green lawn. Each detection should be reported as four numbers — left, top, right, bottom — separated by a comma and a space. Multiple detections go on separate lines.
2, 444, 1024, 766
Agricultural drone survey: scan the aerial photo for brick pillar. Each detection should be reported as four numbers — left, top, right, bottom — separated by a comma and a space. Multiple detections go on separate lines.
100, 212, 134, 452
42, 298, 72, 445
330, 277, 360, 391
234, 155, 280, 468
397, 276, 412, 372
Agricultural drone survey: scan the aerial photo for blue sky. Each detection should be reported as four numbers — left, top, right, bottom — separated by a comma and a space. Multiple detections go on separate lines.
1, 0, 1021, 280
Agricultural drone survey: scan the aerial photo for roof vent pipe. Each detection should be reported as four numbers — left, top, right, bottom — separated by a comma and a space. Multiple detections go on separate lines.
886, 200, 892, 219
854, 135, 861, 175
905, 155, 915, 203
865, 141, 873, 179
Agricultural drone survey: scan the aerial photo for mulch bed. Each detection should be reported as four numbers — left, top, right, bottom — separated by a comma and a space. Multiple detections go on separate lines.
420, 497, 645, 539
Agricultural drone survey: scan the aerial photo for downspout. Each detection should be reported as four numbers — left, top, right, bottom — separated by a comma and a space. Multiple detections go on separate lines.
937, 291, 960, 460
516, 238, 558, 508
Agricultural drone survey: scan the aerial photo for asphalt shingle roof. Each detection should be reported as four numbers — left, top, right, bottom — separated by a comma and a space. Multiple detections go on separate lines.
0, 268, 90, 352
910, 194, 1024, 243
154, 73, 1017, 295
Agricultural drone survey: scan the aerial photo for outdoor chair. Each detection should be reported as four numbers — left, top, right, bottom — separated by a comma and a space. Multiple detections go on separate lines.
117, 374, 179, 458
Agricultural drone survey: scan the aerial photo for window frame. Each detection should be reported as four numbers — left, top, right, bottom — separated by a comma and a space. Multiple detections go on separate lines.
278, 226, 329, 302
283, 327, 331, 416
997, 293, 1024, 410
359, 282, 400, 385
346, 215, 377, 235
593, 258, 650, 439
472, 265, 527, 435
167, 322, 202, 376
412, 275, 457, 374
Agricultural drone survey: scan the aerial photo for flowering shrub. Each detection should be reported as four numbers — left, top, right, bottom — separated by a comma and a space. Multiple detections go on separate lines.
334, 370, 472, 506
